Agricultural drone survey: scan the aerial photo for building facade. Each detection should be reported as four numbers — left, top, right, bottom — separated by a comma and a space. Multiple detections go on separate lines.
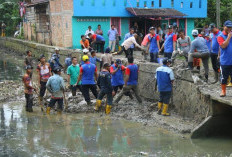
23, 0, 73, 47
72, 0, 207, 49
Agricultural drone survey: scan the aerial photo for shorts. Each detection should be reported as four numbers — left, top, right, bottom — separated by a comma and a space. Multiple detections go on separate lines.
40, 81, 47, 97
159, 91, 172, 104
49, 98, 63, 111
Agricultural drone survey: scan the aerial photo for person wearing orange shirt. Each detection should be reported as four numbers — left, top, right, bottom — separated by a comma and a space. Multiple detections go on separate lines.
80, 35, 90, 49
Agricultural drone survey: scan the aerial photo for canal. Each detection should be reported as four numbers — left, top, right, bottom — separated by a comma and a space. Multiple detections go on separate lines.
0, 50, 232, 157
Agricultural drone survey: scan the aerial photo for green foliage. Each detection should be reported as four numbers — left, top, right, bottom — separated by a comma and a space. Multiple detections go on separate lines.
0, 0, 22, 36
195, 0, 232, 28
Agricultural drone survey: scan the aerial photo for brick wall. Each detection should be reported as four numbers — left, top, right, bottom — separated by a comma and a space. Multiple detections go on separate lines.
50, 0, 73, 47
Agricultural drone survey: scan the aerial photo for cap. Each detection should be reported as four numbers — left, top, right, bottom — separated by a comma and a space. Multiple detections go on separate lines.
82, 55, 89, 61
83, 49, 89, 54
149, 27, 155, 31
209, 23, 216, 30
115, 59, 122, 65
103, 63, 111, 68
53, 67, 61, 73
25, 65, 33, 70
192, 29, 199, 36
39, 54, 45, 60
162, 58, 172, 65
105, 47, 111, 53
224, 20, 232, 27
167, 25, 173, 29
55, 47, 60, 51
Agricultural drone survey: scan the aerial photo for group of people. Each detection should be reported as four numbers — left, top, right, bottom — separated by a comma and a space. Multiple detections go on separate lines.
22, 19, 232, 116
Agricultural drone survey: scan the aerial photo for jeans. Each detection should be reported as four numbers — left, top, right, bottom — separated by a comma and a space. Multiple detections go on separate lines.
159, 91, 172, 104
164, 53, 172, 59
97, 90, 113, 105
150, 53, 158, 63
40, 81, 47, 97
118, 46, 132, 58
188, 52, 210, 76
114, 85, 142, 103
210, 53, 220, 73
25, 94, 33, 109
109, 40, 116, 52
82, 84, 98, 103
95, 41, 105, 53
220, 65, 232, 84
71, 85, 82, 96
49, 98, 63, 111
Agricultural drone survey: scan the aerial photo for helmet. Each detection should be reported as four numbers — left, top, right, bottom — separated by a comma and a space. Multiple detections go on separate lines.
83, 49, 89, 54
82, 55, 89, 61
55, 47, 60, 51
162, 58, 172, 65
192, 29, 199, 36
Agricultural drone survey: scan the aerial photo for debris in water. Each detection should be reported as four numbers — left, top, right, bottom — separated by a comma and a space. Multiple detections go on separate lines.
139, 152, 149, 156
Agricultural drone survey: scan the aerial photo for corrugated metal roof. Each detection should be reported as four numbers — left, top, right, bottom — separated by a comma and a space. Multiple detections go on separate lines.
126, 8, 187, 18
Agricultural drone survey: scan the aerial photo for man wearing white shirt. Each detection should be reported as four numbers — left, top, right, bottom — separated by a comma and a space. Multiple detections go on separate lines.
85, 26, 94, 36
118, 34, 142, 58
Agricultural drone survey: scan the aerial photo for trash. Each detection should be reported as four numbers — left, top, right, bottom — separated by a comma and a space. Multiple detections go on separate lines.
139, 152, 149, 156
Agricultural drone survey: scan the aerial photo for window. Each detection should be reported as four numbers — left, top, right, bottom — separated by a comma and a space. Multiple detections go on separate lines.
151, 1, 154, 7
159, 0, 162, 7
190, 2, 193, 8
199, 0, 202, 8
171, 0, 174, 7
102, 0, 105, 6
91, 0, 95, 6
144, 1, 147, 7
80, 0, 84, 6
111, 17, 121, 35
181, 2, 183, 8
124, 0, 127, 6
137, 0, 139, 7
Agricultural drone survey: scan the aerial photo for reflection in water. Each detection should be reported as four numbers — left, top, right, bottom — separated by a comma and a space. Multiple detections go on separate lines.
0, 102, 232, 157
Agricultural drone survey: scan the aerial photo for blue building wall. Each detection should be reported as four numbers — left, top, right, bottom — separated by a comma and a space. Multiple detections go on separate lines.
73, 0, 207, 18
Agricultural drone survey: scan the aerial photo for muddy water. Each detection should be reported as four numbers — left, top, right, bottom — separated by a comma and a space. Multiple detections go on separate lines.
1, 51, 232, 157
1, 102, 232, 157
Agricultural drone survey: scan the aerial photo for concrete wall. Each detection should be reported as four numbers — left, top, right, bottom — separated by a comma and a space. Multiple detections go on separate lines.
0, 37, 210, 121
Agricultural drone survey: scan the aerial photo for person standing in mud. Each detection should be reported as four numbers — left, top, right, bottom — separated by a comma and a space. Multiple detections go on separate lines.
49, 48, 63, 72
46, 67, 65, 114
76, 55, 98, 105
95, 63, 114, 114
24, 50, 33, 78
67, 57, 82, 96
155, 58, 175, 116
22, 65, 36, 112
217, 20, 232, 97
114, 56, 142, 104
37, 54, 52, 111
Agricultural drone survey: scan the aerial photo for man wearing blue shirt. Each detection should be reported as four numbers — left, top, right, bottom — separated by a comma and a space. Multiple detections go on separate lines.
209, 23, 221, 84
187, 30, 210, 81
108, 25, 118, 52
124, 28, 135, 56
155, 58, 175, 116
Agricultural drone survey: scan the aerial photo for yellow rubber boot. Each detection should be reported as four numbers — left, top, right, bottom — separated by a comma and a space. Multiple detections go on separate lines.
94, 100, 102, 111
46, 107, 51, 115
157, 102, 163, 115
161, 104, 170, 116
227, 76, 232, 87
105, 105, 112, 115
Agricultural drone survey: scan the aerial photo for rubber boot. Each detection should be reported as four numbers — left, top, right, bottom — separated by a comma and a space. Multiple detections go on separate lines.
105, 105, 112, 115
220, 84, 226, 97
212, 72, 219, 84
157, 102, 163, 115
161, 104, 170, 116
46, 107, 51, 115
227, 76, 232, 87
94, 100, 102, 111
